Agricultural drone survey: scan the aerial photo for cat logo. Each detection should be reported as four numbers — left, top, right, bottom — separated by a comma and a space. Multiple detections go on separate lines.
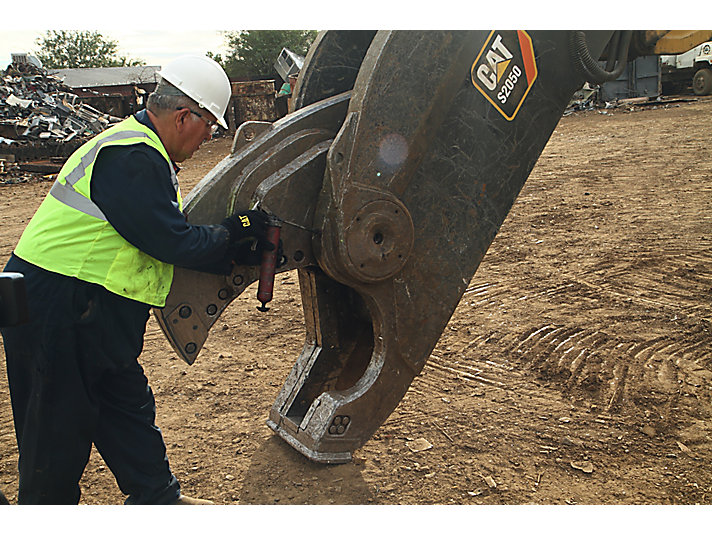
471, 30, 537, 121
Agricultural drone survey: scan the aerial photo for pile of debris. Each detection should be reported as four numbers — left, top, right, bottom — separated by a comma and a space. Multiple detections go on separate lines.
564, 83, 699, 116
0, 155, 68, 185
564, 84, 601, 115
1, 62, 120, 185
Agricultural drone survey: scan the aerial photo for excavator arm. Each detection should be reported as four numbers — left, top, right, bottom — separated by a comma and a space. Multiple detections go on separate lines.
155, 30, 712, 463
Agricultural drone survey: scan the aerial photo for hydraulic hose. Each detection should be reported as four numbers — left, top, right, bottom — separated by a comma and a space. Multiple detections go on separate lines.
569, 30, 633, 85
604, 31, 620, 72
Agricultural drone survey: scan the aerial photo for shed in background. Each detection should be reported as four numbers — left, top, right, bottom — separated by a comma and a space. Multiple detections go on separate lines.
49, 66, 160, 117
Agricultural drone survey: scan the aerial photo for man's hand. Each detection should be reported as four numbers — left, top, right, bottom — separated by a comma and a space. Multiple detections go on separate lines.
220, 210, 270, 244
229, 238, 285, 267
221, 210, 286, 267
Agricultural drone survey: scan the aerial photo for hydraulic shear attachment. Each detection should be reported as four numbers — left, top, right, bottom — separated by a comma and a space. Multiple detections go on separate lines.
156, 30, 621, 462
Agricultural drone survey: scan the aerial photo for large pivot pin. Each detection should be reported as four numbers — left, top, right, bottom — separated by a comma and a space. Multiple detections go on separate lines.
344, 198, 413, 283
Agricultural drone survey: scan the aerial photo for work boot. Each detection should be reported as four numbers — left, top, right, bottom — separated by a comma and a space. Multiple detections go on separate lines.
171, 495, 214, 505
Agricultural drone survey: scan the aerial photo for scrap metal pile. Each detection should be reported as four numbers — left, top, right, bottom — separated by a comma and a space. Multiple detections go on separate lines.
0, 62, 120, 184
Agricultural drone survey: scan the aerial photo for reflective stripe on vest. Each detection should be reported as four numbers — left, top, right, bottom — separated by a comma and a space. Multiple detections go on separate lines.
49, 129, 179, 221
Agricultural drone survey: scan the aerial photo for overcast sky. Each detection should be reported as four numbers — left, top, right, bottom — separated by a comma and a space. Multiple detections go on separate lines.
0, 2, 698, 70
0, 0, 293, 70
0, 1, 332, 69
0, 30, 228, 69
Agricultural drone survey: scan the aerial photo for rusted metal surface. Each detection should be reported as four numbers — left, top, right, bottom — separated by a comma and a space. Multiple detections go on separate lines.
227, 80, 279, 131
73, 92, 143, 119
230, 80, 274, 97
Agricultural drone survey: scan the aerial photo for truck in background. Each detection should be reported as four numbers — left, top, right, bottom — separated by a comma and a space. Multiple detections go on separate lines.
661, 41, 712, 95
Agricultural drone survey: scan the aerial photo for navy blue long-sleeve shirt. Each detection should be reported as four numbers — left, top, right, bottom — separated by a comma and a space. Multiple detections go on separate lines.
90, 110, 231, 273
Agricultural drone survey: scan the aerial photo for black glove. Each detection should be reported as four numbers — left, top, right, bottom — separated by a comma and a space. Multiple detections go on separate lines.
229, 238, 284, 267
220, 210, 270, 245
229, 239, 269, 266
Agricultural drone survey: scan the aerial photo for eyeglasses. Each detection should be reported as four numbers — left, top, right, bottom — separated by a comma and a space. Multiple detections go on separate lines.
177, 107, 219, 134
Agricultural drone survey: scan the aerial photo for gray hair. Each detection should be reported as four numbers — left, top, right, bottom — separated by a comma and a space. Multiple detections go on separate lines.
146, 79, 197, 114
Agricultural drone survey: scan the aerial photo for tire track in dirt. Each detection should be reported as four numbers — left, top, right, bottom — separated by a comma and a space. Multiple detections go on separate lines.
406, 236, 711, 433
578, 247, 712, 321
504, 323, 711, 410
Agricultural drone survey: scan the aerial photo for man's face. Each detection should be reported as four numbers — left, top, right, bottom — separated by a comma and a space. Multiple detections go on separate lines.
172, 107, 219, 162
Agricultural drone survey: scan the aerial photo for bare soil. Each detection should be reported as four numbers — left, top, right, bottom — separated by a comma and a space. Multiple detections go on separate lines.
1, 97, 711, 505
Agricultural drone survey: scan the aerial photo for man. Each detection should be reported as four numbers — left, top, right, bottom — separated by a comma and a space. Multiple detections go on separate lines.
0, 55, 271, 504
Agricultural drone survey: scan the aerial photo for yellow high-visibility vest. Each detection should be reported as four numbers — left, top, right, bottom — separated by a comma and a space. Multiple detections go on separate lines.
14, 116, 182, 307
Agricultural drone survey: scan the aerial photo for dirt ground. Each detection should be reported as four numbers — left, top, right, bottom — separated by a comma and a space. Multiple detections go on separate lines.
1, 96, 711, 506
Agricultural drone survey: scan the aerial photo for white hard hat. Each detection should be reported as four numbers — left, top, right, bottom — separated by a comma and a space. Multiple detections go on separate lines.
158, 55, 231, 129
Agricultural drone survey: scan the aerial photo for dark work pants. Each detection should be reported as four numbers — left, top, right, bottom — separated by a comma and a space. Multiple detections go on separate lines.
1, 255, 180, 504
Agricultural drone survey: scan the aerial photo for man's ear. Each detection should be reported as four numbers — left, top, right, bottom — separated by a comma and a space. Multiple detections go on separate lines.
174, 107, 190, 132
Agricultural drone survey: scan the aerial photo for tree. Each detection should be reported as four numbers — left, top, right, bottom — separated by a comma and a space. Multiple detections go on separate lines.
35, 30, 145, 69
213, 30, 317, 80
